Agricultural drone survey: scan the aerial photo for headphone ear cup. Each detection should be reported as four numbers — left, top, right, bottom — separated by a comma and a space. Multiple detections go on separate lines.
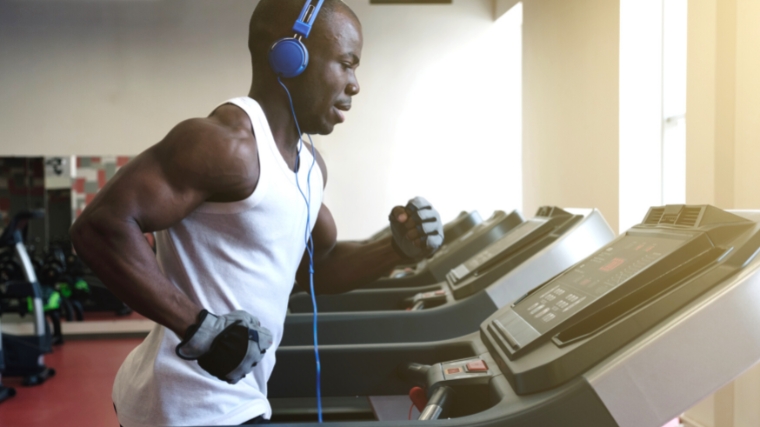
269, 38, 309, 78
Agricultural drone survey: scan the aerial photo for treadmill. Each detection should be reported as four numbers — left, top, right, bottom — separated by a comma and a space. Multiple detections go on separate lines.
254, 205, 760, 426
364, 210, 524, 289
289, 211, 484, 297
283, 207, 614, 345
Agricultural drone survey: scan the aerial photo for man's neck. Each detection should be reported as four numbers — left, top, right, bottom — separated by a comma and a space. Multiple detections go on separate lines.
249, 87, 302, 156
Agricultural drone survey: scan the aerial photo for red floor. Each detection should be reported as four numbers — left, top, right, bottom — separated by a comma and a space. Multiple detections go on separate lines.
0, 338, 142, 427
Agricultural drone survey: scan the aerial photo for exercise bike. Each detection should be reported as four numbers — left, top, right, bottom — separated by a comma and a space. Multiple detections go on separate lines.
0, 210, 56, 398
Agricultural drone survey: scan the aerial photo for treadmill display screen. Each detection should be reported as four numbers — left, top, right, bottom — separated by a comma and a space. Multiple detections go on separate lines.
449, 219, 547, 283
514, 235, 687, 333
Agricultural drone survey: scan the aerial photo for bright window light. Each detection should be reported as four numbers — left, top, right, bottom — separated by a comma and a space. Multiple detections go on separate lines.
619, 0, 687, 233
388, 3, 523, 221
661, 0, 687, 205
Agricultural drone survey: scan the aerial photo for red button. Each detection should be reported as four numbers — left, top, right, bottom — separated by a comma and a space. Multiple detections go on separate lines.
465, 360, 488, 372
434, 290, 446, 296
446, 367, 462, 375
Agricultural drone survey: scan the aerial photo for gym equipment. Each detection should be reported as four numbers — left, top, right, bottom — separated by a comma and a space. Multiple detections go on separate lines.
0, 358, 12, 404
361, 210, 524, 289
257, 205, 760, 426
368, 211, 482, 247
283, 207, 614, 345
0, 250, 12, 403
0, 211, 55, 388
37, 246, 82, 344
59, 247, 132, 317
42, 256, 86, 324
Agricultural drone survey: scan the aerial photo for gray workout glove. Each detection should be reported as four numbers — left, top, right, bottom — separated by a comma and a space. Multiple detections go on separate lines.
389, 196, 444, 261
175, 309, 273, 384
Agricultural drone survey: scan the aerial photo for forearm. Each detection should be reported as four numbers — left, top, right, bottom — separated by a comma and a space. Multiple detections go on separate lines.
303, 236, 407, 295
70, 207, 200, 337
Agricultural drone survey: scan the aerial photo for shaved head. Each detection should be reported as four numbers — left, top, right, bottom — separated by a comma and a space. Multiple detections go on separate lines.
248, 0, 360, 75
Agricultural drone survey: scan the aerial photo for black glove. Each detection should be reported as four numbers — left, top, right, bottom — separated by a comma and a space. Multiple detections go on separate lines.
389, 196, 444, 261
175, 309, 273, 384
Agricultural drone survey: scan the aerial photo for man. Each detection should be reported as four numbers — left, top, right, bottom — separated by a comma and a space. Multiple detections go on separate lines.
70, 0, 443, 425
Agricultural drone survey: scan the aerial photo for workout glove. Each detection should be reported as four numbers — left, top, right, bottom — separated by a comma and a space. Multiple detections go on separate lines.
176, 309, 273, 384
389, 196, 444, 261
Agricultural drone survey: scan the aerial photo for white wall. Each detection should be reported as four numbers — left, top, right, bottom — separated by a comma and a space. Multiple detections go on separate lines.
682, 0, 760, 425
0, 0, 523, 240
684, 0, 760, 210
522, 0, 620, 231
732, 0, 760, 210
0, 1, 253, 155
316, 0, 523, 239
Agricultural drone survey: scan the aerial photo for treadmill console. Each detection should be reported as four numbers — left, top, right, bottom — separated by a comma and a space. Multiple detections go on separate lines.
429, 211, 512, 261
442, 211, 483, 245
425, 210, 524, 281
446, 207, 582, 299
512, 234, 685, 337
447, 219, 548, 284
481, 205, 759, 394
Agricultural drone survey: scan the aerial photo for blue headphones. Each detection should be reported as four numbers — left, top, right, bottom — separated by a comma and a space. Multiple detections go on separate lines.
269, 0, 325, 78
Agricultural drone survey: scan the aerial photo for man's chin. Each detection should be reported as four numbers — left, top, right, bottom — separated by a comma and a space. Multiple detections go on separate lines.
313, 121, 337, 136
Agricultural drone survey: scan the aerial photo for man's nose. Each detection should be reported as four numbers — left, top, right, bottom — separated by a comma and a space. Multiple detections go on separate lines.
347, 80, 360, 96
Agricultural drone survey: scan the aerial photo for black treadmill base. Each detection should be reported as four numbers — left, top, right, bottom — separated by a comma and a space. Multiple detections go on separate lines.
10, 366, 56, 387
0, 385, 16, 403
25, 366, 56, 386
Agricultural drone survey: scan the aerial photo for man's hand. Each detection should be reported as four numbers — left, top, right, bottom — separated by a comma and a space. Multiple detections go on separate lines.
389, 196, 444, 261
175, 310, 273, 384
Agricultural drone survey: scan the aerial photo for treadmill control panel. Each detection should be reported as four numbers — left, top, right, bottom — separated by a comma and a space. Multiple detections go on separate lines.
487, 233, 690, 355
515, 235, 685, 333
441, 358, 492, 380
448, 218, 547, 284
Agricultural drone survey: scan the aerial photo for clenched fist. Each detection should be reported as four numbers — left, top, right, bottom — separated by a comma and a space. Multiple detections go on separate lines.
389, 196, 444, 261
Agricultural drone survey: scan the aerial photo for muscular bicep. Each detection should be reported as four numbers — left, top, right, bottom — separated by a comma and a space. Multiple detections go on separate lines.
311, 204, 338, 258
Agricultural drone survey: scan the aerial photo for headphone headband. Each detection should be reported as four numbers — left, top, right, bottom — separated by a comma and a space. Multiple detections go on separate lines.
293, 0, 325, 39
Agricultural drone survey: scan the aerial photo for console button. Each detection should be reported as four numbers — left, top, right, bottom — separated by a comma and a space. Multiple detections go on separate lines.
465, 360, 488, 372
446, 367, 462, 375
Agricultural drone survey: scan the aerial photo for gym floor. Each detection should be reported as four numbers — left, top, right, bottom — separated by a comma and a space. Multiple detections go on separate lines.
0, 320, 143, 427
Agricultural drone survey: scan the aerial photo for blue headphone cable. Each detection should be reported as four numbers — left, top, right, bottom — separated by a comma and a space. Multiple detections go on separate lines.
277, 76, 323, 423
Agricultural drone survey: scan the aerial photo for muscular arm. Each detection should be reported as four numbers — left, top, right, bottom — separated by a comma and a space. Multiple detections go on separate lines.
294, 148, 422, 295
295, 204, 409, 295
70, 108, 257, 337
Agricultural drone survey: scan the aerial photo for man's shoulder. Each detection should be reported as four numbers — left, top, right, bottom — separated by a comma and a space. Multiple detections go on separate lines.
168, 105, 255, 155
155, 107, 258, 194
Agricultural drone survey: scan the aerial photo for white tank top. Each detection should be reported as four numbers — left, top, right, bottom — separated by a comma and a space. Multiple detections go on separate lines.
112, 97, 324, 427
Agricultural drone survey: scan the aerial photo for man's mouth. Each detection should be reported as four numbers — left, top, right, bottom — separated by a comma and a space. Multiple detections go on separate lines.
334, 102, 351, 123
